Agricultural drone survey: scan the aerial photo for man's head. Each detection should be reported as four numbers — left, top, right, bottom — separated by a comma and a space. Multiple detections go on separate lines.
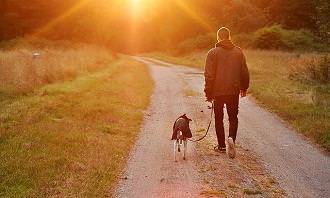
217, 27, 231, 41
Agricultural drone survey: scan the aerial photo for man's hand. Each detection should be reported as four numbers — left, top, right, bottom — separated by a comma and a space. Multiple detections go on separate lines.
240, 90, 247, 98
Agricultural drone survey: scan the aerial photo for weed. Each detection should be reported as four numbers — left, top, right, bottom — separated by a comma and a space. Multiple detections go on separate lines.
243, 188, 263, 195
228, 183, 240, 189
201, 189, 227, 197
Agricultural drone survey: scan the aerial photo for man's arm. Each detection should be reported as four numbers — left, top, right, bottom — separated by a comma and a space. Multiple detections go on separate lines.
240, 52, 250, 97
204, 49, 216, 101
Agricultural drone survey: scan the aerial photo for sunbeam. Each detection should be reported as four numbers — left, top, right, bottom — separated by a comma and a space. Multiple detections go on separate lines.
33, 0, 92, 36
172, 0, 214, 32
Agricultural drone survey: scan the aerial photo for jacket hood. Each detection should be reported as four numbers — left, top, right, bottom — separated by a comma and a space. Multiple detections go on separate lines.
215, 39, 235, 50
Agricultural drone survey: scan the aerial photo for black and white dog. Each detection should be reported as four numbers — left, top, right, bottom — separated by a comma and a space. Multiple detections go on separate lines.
171, 114, 192, 162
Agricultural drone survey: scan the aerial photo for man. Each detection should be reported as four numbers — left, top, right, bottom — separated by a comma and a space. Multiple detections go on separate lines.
204, 27, 250, 155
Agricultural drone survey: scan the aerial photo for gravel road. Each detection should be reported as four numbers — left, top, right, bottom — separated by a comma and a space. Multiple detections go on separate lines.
114, 57, 330, 198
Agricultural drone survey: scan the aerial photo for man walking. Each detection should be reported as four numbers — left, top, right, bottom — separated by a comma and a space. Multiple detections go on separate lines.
204, 27, 250, 156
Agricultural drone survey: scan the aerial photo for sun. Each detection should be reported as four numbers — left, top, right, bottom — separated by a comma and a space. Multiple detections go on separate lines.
130, 0, 141, 12
128, 0, 157, 19
131, 0, 139, 7
129, 0, 153, 11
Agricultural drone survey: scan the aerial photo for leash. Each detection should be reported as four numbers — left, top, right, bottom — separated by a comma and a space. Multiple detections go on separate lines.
188, 100, 214, 142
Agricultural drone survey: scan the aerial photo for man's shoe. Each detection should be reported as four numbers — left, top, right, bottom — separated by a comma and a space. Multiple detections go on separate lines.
214, 145, 226, 153
227, 137, 236, 158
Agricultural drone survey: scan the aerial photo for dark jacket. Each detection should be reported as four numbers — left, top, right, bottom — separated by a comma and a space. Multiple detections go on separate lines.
171, 114, 192, 140
204, 40, 250, 98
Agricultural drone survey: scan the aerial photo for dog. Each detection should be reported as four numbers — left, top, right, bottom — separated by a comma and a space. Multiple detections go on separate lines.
171, 114, 192, 162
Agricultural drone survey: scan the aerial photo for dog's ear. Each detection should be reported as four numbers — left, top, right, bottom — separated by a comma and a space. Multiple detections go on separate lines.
181, 114, 192, 121
186, 115, 192, 121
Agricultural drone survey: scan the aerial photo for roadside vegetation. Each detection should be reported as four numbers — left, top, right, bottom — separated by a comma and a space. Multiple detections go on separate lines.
146, 50, 330, 151
0, 40, 153, 197
0, 38, 115, 93
169, 25, 328, 55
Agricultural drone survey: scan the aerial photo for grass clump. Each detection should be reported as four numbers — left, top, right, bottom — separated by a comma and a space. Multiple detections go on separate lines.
289, 54, 329, 84
200, 189, 227, 197
243, 188, 262, 195
0, 57, 153, 197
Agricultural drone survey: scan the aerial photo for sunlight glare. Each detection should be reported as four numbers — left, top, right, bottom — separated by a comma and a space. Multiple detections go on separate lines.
130, 0, 141, 16
172, 0, 213, 32
131, 0, 139, 8
33, 0, 92, 36
129, 0, 154, 17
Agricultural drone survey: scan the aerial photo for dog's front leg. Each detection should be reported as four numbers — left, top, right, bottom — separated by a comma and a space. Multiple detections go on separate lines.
183, 140, 187, 160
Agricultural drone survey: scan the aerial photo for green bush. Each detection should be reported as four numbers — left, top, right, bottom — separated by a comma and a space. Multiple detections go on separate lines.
253, 26, 288, 49
252, 25, 323, 51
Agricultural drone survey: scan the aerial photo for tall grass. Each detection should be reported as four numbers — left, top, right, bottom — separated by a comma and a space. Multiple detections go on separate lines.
289, 54, 329, 83
0, 40, 113, 92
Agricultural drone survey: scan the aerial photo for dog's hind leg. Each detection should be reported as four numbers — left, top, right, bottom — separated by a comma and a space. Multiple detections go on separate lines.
183, 140, 187, 160
174, 141, 178, 162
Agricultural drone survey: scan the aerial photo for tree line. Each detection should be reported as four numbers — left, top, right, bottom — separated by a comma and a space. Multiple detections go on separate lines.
0, 0, 329, 52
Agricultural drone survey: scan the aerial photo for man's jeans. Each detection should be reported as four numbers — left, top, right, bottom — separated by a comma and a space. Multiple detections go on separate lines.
214, 95, 239, 148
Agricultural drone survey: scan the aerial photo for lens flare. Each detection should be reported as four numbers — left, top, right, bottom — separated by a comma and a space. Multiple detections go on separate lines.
33, 0, 92, 36
172, 0, 213, 32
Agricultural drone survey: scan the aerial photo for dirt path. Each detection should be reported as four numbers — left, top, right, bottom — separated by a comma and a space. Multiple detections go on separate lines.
114, 57, 203, 197
114, 57, 330, 198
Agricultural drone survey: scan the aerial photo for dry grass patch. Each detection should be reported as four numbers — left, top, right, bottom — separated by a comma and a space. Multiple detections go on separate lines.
0, 58, 153, 197
289, 54, 329, 84
243, 188, 263, 195
200, 189, 227, 198
0, 42, 113, 93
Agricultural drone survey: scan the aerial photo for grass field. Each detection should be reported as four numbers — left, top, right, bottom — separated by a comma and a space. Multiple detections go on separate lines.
0, 44, 153, 196
0, 41, 114, 93
146, 50, 330, 151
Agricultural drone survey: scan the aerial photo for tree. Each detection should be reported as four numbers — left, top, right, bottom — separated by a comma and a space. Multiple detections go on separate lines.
269, 0, 318, 30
